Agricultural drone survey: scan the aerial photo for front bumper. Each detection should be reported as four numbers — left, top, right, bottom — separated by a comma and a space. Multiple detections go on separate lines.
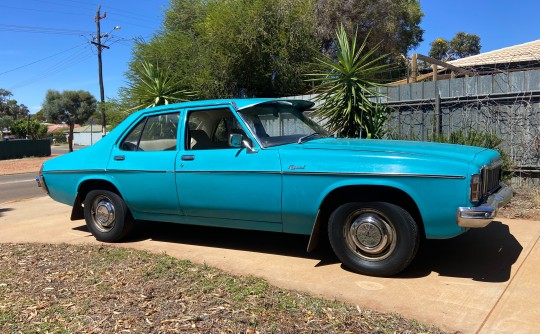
457, 183, 513, 228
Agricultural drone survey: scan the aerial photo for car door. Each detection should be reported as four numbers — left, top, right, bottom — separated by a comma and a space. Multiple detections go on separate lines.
175, 106, 282, 230
106, 112, 183, 216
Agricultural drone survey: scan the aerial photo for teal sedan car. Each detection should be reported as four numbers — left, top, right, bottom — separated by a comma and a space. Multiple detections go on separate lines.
37, 98, 512, 276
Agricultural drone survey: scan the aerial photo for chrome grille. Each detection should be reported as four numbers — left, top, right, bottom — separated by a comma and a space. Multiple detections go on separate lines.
481, 161, 502, 196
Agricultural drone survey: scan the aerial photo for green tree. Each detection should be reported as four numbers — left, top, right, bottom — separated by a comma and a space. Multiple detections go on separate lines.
87, 99, 132, 129
307, 25, 392, 138
201, 0, 319, 97
126, 0, 319, 100
125, 0, 423, 101
0, 89, 12, 114
10, 117, 47, 140
0, 88, 29, 119
428, 32, 481, 61
428, 38, 450, 61
450, 32, 481, 59
314, 0, 424, 58
0, 115, 14, 131
34, 109, 46, 122
124, 61, 195, 109
42, 90, 97, 152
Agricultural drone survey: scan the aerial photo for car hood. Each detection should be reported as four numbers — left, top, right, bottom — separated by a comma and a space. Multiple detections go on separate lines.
295, 138, 487, 163
276, 137, 499, 178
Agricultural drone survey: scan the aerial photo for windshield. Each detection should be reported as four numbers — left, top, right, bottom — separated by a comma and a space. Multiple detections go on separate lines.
238, 102, 329, 147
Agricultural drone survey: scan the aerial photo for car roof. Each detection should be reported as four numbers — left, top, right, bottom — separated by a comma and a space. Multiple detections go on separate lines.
138, 98, 314, 114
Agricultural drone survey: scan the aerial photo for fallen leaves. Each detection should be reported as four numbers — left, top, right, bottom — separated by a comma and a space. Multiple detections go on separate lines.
0, 243, 446, 333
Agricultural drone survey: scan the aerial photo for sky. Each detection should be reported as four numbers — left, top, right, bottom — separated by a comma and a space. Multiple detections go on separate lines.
1, 0, 540, 114
0, 0, 168, 114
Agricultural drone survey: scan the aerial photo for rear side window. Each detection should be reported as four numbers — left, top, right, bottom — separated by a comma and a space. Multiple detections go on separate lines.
120, 113, 179, 151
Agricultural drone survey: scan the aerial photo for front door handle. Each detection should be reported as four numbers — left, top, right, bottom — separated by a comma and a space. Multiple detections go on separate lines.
181, 155, 195, 161
114, 155, 125, 161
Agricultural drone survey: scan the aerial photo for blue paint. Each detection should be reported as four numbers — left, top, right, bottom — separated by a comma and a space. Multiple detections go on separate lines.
41, 98, 506, 241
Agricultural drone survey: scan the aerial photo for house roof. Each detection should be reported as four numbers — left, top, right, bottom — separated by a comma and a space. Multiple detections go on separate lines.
46, 123, 81, 133
449, 39, 540, 68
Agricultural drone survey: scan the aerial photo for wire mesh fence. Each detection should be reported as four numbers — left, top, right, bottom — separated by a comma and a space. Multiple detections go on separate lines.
378, 69, 540, 171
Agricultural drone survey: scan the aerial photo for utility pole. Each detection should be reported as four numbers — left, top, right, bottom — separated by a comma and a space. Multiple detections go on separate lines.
92, 5, 107, 136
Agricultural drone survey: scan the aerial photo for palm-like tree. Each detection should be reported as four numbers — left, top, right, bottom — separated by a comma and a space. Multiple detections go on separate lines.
128, 61, 196, 109
307, 25, 391, 138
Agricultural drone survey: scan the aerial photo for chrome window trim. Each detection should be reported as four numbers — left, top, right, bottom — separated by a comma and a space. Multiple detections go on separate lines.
234, 109, 265, 149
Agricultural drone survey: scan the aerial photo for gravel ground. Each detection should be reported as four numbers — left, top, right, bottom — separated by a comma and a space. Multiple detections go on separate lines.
0, 154, 536, 333
0, 155, 57, 175
0, 243, 447, 334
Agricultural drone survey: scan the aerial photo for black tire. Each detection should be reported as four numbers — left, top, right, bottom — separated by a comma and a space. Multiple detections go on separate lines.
83, 189, 134, 242
328, 202, 419, 277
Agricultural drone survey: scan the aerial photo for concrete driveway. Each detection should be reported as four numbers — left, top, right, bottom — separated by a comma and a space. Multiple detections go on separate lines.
1, 196, 539, 334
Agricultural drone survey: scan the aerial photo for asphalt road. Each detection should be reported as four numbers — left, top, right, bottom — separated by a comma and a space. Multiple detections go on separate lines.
0, 173, 45, 203
51, 145, 82, 155
0, 145, 82, 204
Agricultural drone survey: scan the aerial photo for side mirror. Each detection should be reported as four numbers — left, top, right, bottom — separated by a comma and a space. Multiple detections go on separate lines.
228, 133, 243, 148
228, 133, 258, 153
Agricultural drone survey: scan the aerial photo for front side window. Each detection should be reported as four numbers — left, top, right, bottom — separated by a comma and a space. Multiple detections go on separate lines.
120, 113, 179, 151
186, 108, 246, 150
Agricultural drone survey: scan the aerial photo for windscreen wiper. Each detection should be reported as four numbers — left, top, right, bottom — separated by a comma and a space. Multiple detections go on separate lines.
298, 132, 320, 144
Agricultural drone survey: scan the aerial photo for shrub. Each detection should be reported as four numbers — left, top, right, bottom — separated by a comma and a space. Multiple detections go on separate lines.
430, 130, 514, 173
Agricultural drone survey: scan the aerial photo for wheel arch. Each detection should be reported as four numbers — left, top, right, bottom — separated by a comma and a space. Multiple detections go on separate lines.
307, 185, 425, 252
70, 178, 123, 220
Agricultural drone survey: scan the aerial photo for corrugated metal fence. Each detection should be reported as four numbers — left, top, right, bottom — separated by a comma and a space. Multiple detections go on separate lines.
375, 70, 540, 169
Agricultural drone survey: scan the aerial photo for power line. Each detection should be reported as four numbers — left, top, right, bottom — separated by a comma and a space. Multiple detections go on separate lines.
0, 4, 87, 18
7, 46, 94, 91
0, 43, 88, 77
0, 23, 91, 36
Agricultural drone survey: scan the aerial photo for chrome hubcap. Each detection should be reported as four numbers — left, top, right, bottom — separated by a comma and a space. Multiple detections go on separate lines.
92, 196, 116, 232
347, 211, 396, 260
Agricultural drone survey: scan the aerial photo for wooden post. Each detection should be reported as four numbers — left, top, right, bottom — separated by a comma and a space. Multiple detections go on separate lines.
432, 64, 442, 135
411, 53, 418, 83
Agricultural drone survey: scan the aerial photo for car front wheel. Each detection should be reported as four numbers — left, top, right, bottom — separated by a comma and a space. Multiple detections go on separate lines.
83, 190, 134, 242
328, 202, 419, 277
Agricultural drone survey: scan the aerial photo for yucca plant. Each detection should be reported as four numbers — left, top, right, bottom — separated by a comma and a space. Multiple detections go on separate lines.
128, 61, 196, 109
362, 103, 393, 139
307, 24, 392, 138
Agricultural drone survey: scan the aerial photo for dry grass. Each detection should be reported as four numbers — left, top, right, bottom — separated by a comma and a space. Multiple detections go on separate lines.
0, 243, 446, 334
0, 156, 57, 176
497, 184, 540, 221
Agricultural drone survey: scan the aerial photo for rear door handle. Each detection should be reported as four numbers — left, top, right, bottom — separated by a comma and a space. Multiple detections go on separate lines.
181, 155, 195, 161
114, 155, 125, 161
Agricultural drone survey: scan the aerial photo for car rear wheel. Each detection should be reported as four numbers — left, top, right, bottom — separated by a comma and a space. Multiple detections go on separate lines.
83, 190, 134, 242
328, 202, 419, 277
